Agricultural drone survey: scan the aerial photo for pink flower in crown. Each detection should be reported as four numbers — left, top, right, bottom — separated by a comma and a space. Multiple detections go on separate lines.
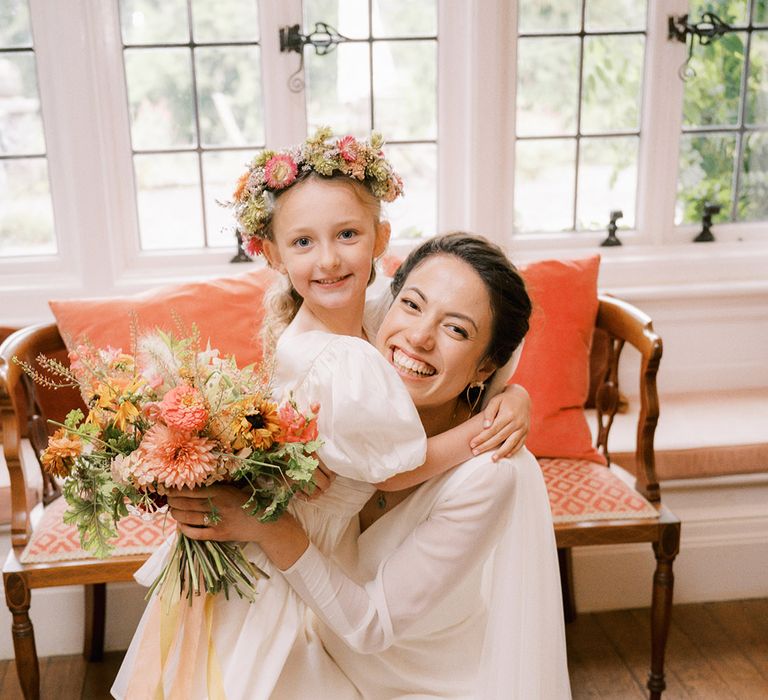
337, 136, 357, 162
158, 385, 209, 433
264, 153, 298, 189
244, 236, 264, 257
139, 424, 220, 490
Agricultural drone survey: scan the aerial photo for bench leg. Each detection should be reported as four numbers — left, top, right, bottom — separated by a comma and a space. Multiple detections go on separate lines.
648, 521, 681, 699
557, 547, 577, 623
84, 583, 106, 661
4, 572, 40, 700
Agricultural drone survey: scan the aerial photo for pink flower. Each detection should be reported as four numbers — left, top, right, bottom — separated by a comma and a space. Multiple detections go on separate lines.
139, 424, 220, 490
158, 385, 209, 433
244, 236, 264, 257
337, 136, 357, 162
264, 154, 298, 189
278, 401, 319, 444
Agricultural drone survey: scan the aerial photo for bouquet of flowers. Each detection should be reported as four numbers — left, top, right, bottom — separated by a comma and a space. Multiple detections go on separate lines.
17, 324, 321, 602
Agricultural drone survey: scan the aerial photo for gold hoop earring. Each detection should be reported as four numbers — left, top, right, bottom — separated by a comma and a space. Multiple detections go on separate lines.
466, 380, 485, 415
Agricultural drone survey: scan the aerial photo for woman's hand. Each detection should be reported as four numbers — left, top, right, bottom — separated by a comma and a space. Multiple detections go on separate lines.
296, 457, 335, 501
469, 383, 531, 461
167, 484, 311, 570
168, 484, 263, 542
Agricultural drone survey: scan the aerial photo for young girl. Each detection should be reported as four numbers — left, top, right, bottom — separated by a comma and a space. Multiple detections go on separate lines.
113, 129, 529, 699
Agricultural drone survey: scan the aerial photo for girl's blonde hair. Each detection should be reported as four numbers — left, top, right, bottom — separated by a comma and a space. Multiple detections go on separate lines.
260, 173, 385, 350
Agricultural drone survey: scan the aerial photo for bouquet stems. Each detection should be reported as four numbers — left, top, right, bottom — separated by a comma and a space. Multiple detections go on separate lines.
147, 533, 268, 603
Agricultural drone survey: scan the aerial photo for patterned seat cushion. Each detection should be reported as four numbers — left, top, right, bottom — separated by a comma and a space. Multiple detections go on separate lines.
20, 496, 174, 564
539, 458, 659, 524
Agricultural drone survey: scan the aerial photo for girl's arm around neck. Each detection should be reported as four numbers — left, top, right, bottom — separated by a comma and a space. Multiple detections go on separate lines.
375, 413, 485, 491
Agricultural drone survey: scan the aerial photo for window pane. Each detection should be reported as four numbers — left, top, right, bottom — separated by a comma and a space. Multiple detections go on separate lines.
676, 133, 735, 224
195, 46, 264, 147
577, 136, 638, 230
372, 0, 437, 38
304, 0, 369, 40
746, 30, 768, 125
202, 150, 250, 248
738, 131, 768, 220
125, 48, 196, 150
689, 0, 747, 25
191, 0, 259, 43
385, 143, 436, 240
517, 37, 580, 137
0, 0, 32, 48
134, 152, 203, 250
581, 35, 644, 134
682, 32, 745, 127
755, 0, 768, 24
0, 52, 45, 154
585, 0, 647, 31
518, 0, 581, 33
373, 41, 436, 141
515, 139, 576, 232
306, 42, 371, 135
0, 157, 56, 256
120, 0, 189, 45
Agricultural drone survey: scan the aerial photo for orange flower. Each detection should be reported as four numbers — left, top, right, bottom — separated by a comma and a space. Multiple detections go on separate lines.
139, 424, 220, 490
40, 429, 83, 478
159, 385, 209, 433
233, 170, 250, 200
278, 401, 319, 443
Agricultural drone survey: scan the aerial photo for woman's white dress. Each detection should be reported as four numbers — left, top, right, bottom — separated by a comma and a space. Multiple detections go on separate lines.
111, 324, 427, 699
276, 447, 571, 699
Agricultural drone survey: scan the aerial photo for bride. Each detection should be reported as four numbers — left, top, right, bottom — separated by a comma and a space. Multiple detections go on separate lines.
168, 233, 571, 698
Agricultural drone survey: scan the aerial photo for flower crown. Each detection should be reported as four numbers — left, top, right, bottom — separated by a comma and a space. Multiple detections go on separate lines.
228, 127, 404, 257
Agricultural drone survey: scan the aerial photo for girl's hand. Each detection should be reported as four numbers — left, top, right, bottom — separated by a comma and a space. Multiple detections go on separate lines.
168, 484, 266, 543
469, 384, 531, 461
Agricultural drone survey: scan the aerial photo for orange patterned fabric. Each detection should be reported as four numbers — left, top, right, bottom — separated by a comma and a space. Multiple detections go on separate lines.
539, 458, 658, 523
20, 496, 174, 564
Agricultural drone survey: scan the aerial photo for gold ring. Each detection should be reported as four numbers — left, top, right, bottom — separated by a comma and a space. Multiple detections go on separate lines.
202, 513, 211, 526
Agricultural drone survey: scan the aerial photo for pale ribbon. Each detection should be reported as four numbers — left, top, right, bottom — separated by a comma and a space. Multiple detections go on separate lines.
124, 577, 227, 698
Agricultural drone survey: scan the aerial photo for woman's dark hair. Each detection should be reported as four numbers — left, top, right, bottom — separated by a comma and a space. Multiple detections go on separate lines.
390, 232, 531, 369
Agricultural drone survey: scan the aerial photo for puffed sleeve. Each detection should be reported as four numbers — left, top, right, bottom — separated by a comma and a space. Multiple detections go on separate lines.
289, 332, 426, 483
282, 453, 523, 654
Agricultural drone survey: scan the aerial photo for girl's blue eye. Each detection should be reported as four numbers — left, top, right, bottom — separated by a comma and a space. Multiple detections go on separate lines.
294, 237, 311, 248
338, 229, 357, 240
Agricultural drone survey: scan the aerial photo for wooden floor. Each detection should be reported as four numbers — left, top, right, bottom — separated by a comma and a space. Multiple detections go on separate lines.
1, 599, 766, 699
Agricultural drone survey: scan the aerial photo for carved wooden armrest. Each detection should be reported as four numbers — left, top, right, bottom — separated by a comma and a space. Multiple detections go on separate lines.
594, 295, 663, 502
0, 323, 65, 546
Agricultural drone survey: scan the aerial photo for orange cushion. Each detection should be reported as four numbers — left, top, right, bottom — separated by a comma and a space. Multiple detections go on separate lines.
49, 268, 279, 366
539, 458, 658, 524
20, 497, 175, 563
511, 256, 605, 463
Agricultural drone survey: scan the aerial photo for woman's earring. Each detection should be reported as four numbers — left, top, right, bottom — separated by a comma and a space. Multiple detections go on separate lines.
466, 380, 485, 414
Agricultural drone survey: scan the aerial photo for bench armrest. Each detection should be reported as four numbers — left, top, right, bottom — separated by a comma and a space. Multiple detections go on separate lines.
594, 295, 663, 502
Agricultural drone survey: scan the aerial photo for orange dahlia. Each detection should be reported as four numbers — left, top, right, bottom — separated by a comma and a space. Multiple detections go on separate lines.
139, 424, 220, 490
41, 429, 83, 478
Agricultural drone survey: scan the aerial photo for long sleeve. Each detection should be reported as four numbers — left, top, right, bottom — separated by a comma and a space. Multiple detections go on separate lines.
282, 455, 518, 654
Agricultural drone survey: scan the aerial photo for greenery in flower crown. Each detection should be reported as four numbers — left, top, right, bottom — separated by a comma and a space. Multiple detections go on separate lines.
226, 127, 404, 256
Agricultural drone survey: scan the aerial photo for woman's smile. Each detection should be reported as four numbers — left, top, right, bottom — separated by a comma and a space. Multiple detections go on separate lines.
391, 347, 437, 378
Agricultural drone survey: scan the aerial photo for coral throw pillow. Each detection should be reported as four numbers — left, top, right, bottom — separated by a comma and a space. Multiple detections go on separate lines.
50, 268, 279, 367
511, 255, 605, 464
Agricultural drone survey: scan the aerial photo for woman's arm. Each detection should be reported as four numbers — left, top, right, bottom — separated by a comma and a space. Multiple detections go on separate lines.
376, 383, 531, 492
170, 457, 519, 653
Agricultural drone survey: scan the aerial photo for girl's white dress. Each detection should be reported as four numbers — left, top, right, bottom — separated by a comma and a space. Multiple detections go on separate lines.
111, 323, 427, 699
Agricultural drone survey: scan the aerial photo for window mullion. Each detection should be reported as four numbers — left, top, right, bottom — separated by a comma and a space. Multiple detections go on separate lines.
258, 0, 306, 147
635, 0, 687, 245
